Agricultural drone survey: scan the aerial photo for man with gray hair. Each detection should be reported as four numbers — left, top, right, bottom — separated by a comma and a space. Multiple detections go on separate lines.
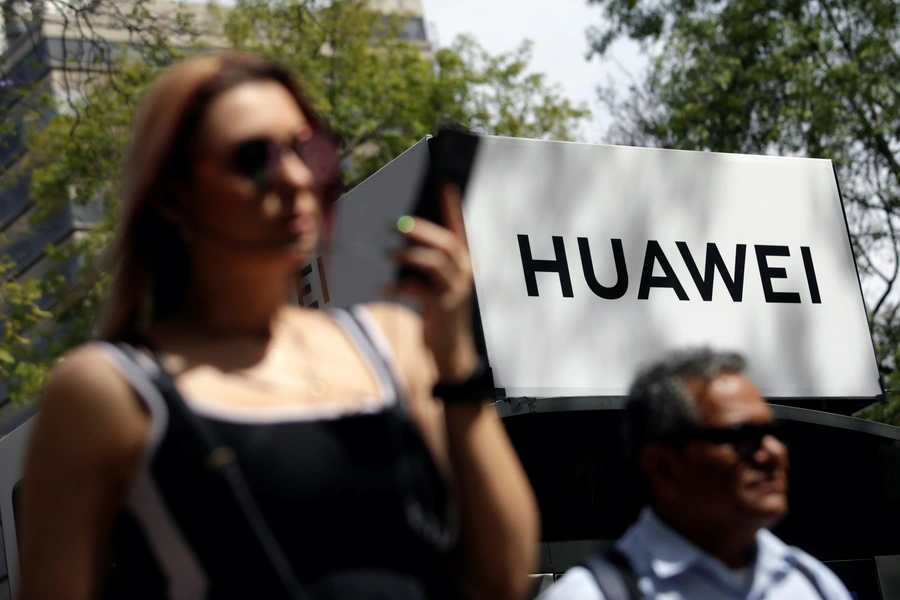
537, 348, 851, 600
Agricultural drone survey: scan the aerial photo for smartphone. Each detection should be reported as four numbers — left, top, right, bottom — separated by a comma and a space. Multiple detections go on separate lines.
397, 127, 481, 283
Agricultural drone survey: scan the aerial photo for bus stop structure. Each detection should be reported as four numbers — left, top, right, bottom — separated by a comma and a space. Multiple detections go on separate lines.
312, 135, 900, 599
0, 135, 897, 598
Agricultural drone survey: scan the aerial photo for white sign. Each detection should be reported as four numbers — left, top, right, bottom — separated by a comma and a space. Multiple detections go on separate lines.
300, 138, 430, 310
463, 137, 880, 400
320, 135, 881, 401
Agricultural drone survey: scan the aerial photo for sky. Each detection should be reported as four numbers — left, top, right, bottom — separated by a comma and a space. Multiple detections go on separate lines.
419, 0, 648, 141
194, 0, 649, 140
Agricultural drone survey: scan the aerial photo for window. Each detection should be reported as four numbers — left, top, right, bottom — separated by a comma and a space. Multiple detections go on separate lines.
399, 17, 426, 41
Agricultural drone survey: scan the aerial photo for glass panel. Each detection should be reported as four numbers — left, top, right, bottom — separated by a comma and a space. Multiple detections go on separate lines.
826, 558, 882, 600
399, 17, 426, 41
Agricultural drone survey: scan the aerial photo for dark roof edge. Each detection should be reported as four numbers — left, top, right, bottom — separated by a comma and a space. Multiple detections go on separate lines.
771, 404, 900, 440
496, 396, 900, 440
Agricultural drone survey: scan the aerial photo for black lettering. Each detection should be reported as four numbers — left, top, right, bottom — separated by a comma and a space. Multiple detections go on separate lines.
579, 238, 628, 300
317, 256, 330, 305
517, 234, 573, 297
638, 241, 689, 300
677, 242, 746, 302
801, 246, 821, 304
298, 263, 315, 308
755, 245, 801, 303
298, 259, 329, 309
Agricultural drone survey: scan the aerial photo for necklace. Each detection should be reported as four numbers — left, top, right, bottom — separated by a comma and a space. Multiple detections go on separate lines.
171, 309, 338, 402
228, 323, 331, 401
286, 323, 330, 399
235, 369, 329, 400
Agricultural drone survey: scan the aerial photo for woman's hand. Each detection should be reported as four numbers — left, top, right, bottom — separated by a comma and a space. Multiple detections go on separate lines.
388, 184, 478, 383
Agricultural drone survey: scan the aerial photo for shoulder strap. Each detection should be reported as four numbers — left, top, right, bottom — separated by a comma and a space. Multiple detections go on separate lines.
332, 308, 459, 552
579, 547, 642, 600
328, 307, 401, 405
115, 342, 310, 600
792, 556, 829, 600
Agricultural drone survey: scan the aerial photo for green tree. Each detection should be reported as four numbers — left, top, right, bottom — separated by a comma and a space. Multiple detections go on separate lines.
0, 0, 202, 402
0, 0, 589, 403
215, 0, 588, 186
586, 0, 900, 419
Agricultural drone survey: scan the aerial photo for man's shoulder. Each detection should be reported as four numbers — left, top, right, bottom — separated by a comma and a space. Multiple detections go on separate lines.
790, 548, 854, 600
760, 530, 853, 600
535, 566, 606, 600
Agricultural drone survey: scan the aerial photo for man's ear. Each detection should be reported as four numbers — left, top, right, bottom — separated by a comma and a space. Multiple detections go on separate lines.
639, 444, 681, 501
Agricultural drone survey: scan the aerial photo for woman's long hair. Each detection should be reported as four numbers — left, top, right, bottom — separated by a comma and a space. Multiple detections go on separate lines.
96, 51, 341, 342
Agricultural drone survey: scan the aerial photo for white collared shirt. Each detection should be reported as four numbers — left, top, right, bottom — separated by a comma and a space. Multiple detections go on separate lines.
536, 508, 853, 600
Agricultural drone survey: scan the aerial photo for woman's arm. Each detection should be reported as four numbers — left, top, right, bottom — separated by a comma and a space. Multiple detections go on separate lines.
378, 183, 540, 599
442, 397, 540, 600
19, 347, 148, 600
367, 303, 539, 600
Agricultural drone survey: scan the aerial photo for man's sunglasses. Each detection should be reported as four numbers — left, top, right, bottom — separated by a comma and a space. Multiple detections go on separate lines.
230, 128, 340, 192
652, 420, 788, 462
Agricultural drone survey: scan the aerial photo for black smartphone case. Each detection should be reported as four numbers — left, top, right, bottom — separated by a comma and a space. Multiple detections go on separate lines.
394, 129, 495, 396
397, 128, 481, 283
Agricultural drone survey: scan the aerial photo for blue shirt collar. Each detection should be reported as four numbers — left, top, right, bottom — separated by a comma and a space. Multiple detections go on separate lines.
623, 507, 794, 584
753, 528, 796, 582
629, 507, 707, 579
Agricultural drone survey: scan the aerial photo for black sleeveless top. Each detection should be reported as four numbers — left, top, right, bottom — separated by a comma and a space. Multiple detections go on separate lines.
97, 307, 462, 600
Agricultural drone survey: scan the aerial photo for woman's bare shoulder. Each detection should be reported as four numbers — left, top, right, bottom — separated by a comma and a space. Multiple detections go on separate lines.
30, 344, 149, 478
43, 343, 135, 403
360, 302, 437, 388
361, 302, 425, 340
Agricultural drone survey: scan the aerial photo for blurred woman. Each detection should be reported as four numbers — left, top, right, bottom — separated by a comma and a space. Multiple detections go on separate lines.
19, 51, 538, 600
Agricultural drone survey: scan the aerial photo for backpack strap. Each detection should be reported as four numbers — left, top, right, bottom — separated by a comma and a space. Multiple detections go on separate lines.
116, 341, 310, 600
792, 556, 828, 600
579, 547, 642, 600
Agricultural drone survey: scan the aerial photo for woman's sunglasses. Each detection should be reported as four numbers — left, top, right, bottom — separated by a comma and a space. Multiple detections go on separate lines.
230, 128, 340, 192
653, 420, 788, 462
